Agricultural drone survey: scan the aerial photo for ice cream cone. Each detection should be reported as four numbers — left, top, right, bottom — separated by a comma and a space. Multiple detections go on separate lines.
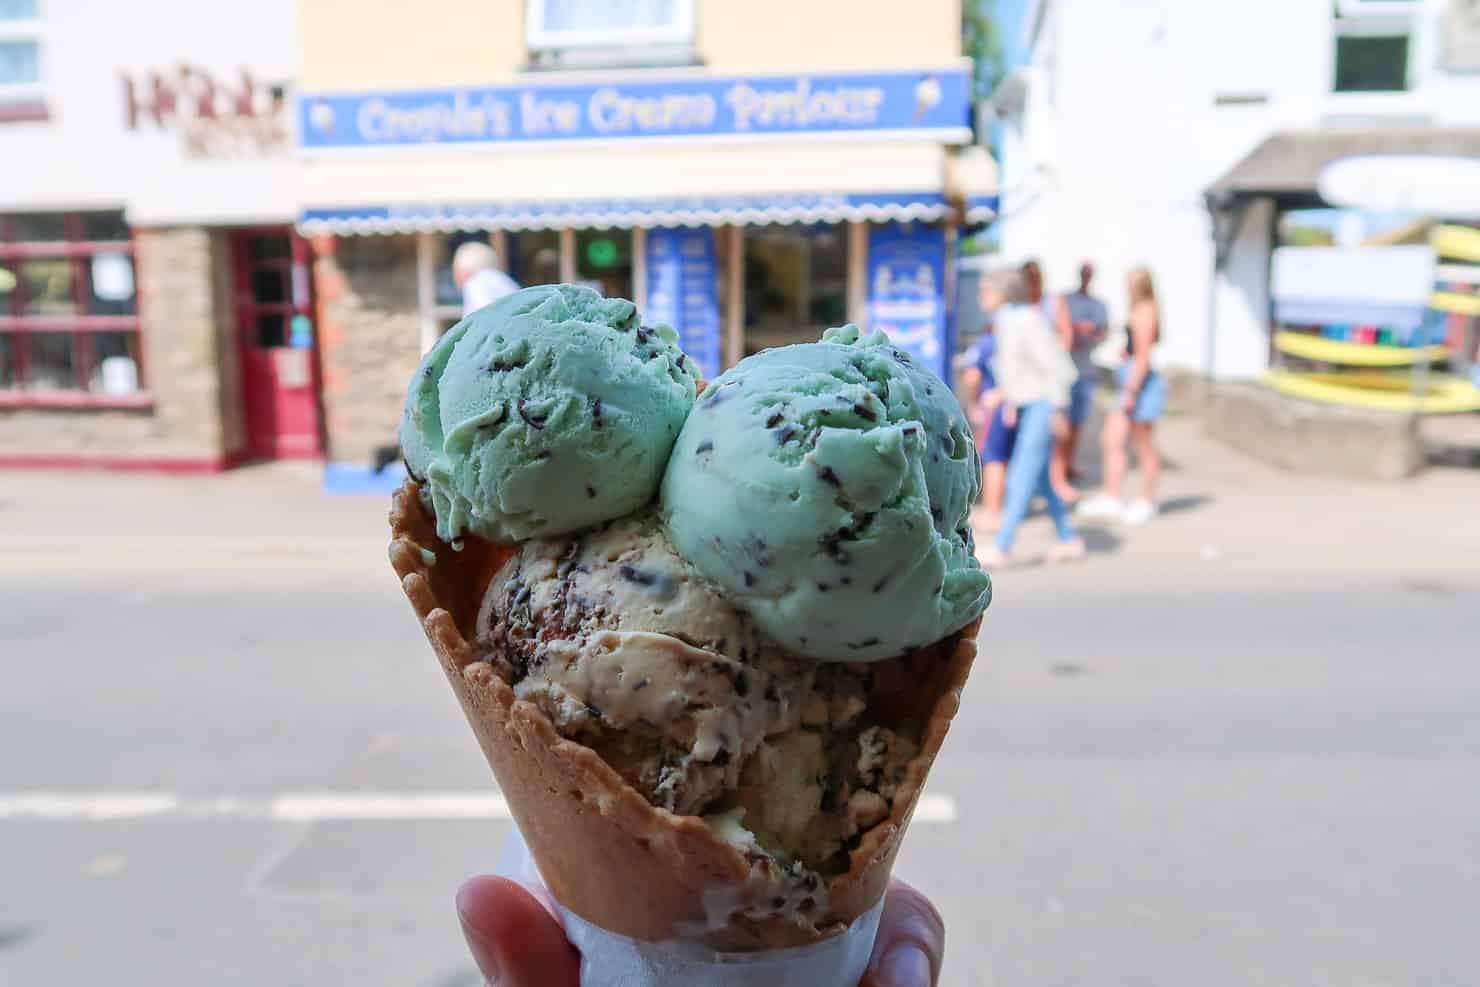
389, 480, 978, 951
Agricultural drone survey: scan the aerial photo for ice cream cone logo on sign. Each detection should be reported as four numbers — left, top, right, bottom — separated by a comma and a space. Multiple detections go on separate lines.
309, 101, 336, 136
913, 75, 942, 122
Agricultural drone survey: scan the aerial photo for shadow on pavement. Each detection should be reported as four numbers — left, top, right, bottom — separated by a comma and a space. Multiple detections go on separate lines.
1080, 526, 1123, 556
1159, 494, 1213, 516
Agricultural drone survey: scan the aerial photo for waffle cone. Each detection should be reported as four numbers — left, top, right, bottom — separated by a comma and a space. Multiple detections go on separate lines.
389, 480, 978, 950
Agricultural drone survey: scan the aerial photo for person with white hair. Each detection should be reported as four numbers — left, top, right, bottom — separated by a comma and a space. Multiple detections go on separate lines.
453, 240, 520, 316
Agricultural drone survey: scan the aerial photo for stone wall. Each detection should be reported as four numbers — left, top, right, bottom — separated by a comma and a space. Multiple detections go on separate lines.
0, 225, 232, 466
314, 234, 421, 465
1204, 382, 1424, 482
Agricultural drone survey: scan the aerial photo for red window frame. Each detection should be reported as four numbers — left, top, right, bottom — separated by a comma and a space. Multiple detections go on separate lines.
0, 212, 149, 409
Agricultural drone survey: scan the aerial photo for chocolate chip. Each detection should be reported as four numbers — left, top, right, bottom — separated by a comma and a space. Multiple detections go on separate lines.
633, 678, 650, 692
902, 425, 920, 438
817, 466, 842, 488
585, 702, 602, 717
517, 399, 547, 429
775, 426, 797, 445
712, 746, 731, 767
853, 402, 878, 422
872, 575, 890, 593
591, 398, 603, 428
401, 454, 426, 485
849, 637, 882, 650
766, 412, 784, 428
744, 571, 755, 588
618, 565, 658, 587
696, 439, 714, 456
732, 669, 750, 696
585, 484, 597, 499
636, 326, 652, 343
534, 449, 553, 461
771, 896, 786, 909
676, 353, 687, 371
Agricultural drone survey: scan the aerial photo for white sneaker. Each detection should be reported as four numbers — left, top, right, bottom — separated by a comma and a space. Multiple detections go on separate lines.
1076, 493, 1123, 519
1122, 500, 1158, 526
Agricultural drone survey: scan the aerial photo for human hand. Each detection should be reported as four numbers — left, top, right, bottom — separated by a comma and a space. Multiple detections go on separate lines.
456, 876, 946, 986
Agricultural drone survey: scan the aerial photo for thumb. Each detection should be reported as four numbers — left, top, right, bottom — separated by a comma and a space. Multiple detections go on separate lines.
456, 876, 581, 987
861, 879, 945, 987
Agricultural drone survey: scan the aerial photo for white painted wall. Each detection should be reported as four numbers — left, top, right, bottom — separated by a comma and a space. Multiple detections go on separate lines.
0, 0, 296, 225
998, 0, 1480, 380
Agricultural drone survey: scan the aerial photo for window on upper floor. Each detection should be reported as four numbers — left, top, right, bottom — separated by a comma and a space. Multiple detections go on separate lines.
0, 0, 43, 117
525, 0, 695, 67
1332, 0, 1416, 93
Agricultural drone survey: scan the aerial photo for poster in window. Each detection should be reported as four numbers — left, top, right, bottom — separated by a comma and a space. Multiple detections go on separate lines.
91, 253, 135, 302
866, 222, 948, 381
645, 228, 720, 379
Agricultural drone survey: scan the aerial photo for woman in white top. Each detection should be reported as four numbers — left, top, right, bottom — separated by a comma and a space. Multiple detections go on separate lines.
978, 268, 1088, 567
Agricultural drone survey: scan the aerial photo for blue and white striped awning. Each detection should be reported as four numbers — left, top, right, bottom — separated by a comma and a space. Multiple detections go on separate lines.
299, 191, 998, 235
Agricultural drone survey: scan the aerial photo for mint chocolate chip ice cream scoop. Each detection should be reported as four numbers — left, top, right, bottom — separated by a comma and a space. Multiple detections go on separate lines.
401, 284, 697, 543
659, 325, 991, 661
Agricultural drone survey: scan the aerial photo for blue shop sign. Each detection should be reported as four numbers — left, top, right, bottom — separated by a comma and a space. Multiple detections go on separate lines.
867, 222, 949, 381
299, 66, 970, 150
645, 228, 721, 379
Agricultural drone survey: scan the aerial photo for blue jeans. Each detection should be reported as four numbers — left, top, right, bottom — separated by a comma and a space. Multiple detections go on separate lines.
994, 401, 1077, 552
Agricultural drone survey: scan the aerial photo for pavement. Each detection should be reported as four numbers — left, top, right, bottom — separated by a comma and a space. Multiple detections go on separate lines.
2, 417, 1479, 986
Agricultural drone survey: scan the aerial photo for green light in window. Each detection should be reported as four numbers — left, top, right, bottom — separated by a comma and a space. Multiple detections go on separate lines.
585, 238, 619, 269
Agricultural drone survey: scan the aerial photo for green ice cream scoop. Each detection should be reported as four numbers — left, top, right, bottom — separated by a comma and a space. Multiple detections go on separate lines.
401, 284, 698, 543
660, 325, 990, 661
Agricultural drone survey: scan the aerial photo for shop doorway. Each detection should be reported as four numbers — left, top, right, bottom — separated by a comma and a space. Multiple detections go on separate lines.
742, 224, 847, 355
232, 229, 323, 460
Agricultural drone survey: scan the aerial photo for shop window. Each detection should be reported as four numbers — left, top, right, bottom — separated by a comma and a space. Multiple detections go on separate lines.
0, 211, 145, 406
575, 230, 631, 300
511, 231, 561, 287
1332, 1, 1414, 93
742, 225, 847, 355
526, 0, 694, 52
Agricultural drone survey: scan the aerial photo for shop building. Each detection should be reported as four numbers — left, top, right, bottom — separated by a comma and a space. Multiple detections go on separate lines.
993, 0, 1480, 382
294, 0, 997, 478
0, 0, 312, 470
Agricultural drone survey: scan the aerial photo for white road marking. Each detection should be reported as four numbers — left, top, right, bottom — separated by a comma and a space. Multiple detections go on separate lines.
269, 793, 511, 822
0, 790, 960, 824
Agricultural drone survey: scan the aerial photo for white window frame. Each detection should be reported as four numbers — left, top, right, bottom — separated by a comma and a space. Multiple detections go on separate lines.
525, 0, 695, 51
0, 8, 43, 106
1336, 0, 1420, 18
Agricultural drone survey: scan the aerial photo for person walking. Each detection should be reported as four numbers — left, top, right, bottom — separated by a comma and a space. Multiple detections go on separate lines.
1050, 262, 1108, 502
960, 284, 1015, 530
977, 268, 1086, 568
454, 241, 521, 316
1078, 266, 1166, 526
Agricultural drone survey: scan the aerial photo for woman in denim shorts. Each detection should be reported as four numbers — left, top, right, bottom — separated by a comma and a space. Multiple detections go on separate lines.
1078, 266, 1165, 526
